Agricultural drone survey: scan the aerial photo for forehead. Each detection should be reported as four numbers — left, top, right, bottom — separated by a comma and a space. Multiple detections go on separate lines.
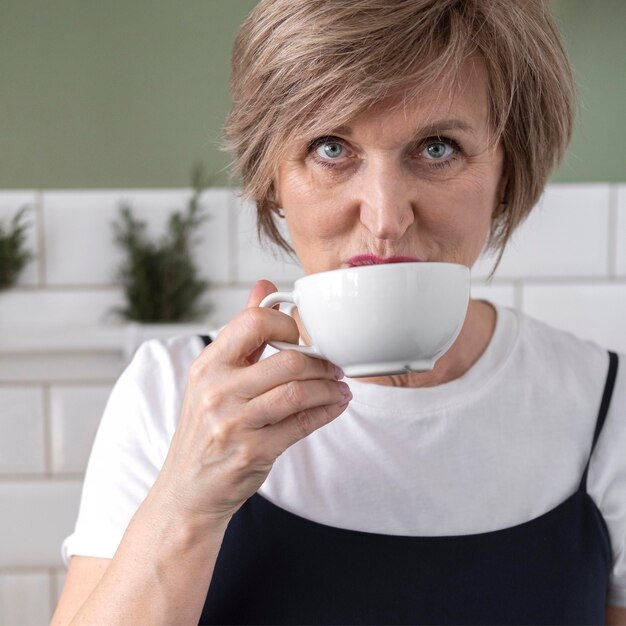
345, 57, 491, 135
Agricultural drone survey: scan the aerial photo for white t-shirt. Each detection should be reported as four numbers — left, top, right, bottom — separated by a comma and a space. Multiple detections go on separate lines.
61, 304, 626, 607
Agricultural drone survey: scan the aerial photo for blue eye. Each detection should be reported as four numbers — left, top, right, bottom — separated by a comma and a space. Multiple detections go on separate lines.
315, 141, 344, 159
424, 141, 455, 160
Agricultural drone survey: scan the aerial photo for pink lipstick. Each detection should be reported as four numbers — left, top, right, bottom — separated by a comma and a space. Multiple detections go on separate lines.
345, 254, 423, 267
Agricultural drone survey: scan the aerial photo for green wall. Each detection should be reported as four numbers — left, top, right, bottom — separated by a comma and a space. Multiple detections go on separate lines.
1, 0, 624, 189
550, 0, 626, 183
0, 0, 257, 188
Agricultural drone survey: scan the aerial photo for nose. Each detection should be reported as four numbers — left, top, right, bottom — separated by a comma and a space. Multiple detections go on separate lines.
358, 160, 415, 240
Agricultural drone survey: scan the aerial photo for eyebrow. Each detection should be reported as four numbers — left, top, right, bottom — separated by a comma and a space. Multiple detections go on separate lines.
331, 118, 475, 138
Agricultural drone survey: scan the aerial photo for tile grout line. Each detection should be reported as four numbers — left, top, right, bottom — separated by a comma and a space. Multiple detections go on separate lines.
4, 276, 626, 292
468, 275, 626, 285
1, 281, 284, 292
0, 565, 55, 574
49, 566, 58, 617
43, 384, 53, 478
608, 185, 618, 279
514, 280, 524, 312
0, 379, 118, 388
0, 380, 50, 389
0, 472, 85, 481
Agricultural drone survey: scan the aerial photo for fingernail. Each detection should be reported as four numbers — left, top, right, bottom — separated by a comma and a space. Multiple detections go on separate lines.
339, 382, 352, 401
335, 366, 345, 380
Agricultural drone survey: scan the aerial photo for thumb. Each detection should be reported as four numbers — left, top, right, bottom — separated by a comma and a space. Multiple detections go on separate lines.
243, 280, 279, 365
246, 279, 278, 309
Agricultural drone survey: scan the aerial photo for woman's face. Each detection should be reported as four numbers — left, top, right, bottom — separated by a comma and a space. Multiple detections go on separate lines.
275, 58, 506, 274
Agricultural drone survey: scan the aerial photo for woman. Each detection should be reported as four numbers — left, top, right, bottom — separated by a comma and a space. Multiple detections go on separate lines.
52, 1, 626, 624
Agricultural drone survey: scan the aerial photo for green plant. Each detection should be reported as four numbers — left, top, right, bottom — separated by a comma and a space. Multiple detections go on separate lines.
0, 206, 34, 290
112, 163, 213, 322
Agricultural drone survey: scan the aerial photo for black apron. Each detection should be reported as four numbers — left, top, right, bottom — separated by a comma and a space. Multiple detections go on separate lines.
198, 335, 618, 625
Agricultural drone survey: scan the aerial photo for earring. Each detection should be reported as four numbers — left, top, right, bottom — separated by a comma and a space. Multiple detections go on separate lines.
275, 207, 285, 218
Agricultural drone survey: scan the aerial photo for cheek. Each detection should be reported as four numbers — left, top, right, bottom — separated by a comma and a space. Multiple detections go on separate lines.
420, 176, 497, 249
288, 212, 341, 247
280, 170, 352, 236
276, 167, 311, 205
277, 166, 335, 215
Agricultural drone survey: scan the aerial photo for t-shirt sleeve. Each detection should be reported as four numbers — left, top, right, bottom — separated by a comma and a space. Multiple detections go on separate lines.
61, 336, 201, 566
588, 351, 626, 608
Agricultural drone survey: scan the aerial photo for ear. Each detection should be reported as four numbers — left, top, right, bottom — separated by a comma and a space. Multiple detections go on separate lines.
493, 162, 509, 217
267, 182, 282, 211
497, 173, 509, 203
275, 187, 285, 212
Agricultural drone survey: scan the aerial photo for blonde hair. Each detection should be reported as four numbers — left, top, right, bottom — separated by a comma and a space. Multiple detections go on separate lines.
224, 0, 576, 268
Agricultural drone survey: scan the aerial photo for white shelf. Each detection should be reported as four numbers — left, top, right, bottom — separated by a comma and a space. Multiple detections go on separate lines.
0, 323, 211, 360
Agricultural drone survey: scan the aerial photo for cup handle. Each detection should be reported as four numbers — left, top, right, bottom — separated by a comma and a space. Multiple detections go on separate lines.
258, 292, 324, 359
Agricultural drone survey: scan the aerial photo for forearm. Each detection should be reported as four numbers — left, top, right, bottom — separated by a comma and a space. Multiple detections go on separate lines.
69, 484, 228, 626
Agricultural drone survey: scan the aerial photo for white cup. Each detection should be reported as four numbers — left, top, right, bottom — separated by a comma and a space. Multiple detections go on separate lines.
259, 262, 470, 377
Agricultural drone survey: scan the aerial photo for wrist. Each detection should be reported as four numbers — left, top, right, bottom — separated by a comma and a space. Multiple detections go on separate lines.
145, 475, 232, 543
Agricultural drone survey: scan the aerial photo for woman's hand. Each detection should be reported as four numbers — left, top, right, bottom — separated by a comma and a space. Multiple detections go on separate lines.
155, 280, 351, 529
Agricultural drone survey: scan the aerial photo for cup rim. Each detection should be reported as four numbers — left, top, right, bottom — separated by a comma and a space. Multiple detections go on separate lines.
295, 261, 470, 285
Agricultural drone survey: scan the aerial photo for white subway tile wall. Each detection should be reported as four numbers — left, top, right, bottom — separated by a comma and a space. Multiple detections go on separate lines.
0, 482, 83, 568
42, 189, 232, 286
0, 183, 624, 624
0, 388, 46, 475
523, 283, 626, 354
49, 386, 112, 475
0, 573, 52, 626
53, 571, 66, 609
471, 184, 611, 279
0, 353, 125, 385
469, 282, 517, 310
235, 198, 305, 284
0, 289, 125, 330
208, 286, 255, 327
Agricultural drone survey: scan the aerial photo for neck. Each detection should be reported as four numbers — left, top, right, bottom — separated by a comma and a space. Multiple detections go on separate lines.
294, 299, 497, 388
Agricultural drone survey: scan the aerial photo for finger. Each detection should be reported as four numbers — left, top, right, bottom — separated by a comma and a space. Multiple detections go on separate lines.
262, 399, 351, 456
246, 279, 278, 308
236, 349, 342, 400
244, 279, 281, 364
243, 378, 351, 427
208, 306, 300, 367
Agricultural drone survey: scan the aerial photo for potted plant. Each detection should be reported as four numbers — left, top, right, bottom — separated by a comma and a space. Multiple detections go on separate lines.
0, 206, 34, 290
111, 163, 214, 356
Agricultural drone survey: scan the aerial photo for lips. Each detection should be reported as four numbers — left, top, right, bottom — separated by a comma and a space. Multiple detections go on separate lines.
345, 254, 424, 267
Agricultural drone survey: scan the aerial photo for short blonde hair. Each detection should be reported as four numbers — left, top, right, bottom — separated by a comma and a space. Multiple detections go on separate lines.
224, 0, 576, 267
